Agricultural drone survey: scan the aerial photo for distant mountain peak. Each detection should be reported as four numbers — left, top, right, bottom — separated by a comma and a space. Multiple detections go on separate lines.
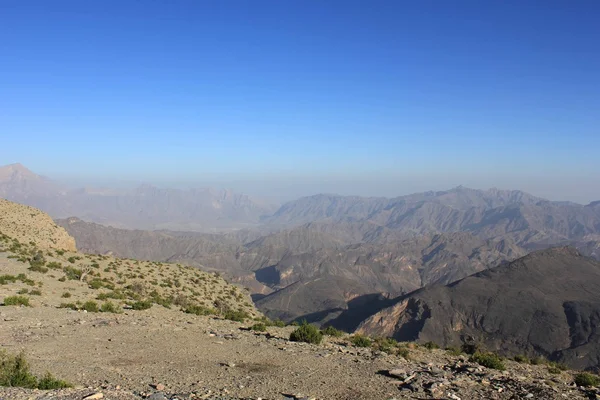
0, 163, 41, 181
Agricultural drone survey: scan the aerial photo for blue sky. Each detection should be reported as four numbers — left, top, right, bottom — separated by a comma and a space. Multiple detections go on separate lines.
1, 1, 599, 202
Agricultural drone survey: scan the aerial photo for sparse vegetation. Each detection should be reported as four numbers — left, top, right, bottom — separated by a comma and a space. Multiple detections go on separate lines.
250, 323, 267, 332
470, 352, 506, 371
446, 346, 462, 356
3, 296, 30, 307
513, 354, 530, 363
422, 341, 440, 350
100, 301, 121, 313
81, 300, 99, 312
321, 325, 344, 337
350, 334, 372, 348
289, 322, 323, 344
0, 351, 71, 389
574, 372, 600, 387
130, 300, 153, 310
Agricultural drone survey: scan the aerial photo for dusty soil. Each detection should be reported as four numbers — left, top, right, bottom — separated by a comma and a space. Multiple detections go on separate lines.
1, 304, 597, 400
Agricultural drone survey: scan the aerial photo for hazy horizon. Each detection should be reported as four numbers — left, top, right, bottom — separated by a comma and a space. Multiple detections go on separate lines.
2, 2, 599, 204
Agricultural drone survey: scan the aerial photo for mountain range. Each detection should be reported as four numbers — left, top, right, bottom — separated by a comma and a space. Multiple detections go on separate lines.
4, 163, 600, 333
0, 163, 277, 231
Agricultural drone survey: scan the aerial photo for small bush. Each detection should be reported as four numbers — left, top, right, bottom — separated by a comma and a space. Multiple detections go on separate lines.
289, 322, 323, 344
46, 262, 62, 270
548, 366, 562, 374
423, 341, 440, 350
28, 264, 48, 274
530, 356, 546, 365
130, 300, 153, 310
513, 354, 530, 364
269, 319, 286, 327
322, 326, 344, 337
100, 302, 121, 313
0, 351, 71, 389
61, 292, 72, 298
374, 337, 397, 354
574, 372, 600, 387
184, 304, 216, 316
29, 289, 42, 296
547, 361, 567, 371
36, 371, 71, 389
446, 346, 462, 356
81, 301, 99, 313
470, 352, 506, 371
0, 351, 38, 388
250, 323, 267, 332
3, 296, 30, 307
397, 347, 410, 359
17, 289, 29, 295
351, 334, 372, 348
222, 309, 249, 322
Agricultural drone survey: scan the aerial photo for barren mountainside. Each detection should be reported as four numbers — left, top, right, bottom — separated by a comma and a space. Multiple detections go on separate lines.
357, 247, 600, 370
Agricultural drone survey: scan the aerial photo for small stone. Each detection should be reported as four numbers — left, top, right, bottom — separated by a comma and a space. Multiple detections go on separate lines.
155, 383, 165, 391
388, 368, 406, 379
83, 393, 104, 400
146, 394, 168, 400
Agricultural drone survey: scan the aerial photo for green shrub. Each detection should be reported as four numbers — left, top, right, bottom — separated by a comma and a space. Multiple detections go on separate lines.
397, 347, 410, 359
446, 346, 462, 356
530, 356, 546, 365
470, 352, 506, 371
130, 300, 153, 310
46, 262, 62, 270
351, 334, 372, 348
548, 366, 562, 374
0, 351, 38, 388
374, 337, 397, 354
250, 323, 267, 332
67, 256, 77, 264
222, 309, 249, 322
100, 302, 121, 313
513, 354, 530, 364
184, 304, 216, 316
321, 326, 344, 337
36, 372, 71, 389
3, 296, 30, 307
29, 289, 42, 296
423, 341, 440, 350
81, 301, 99, 313
548, 361, 567, 371
61, 292, 72, 298
575, 372, 600, 387
17, 289, 29, 295
88, 279, 104, 289
62, 266, 82, 280
290, 322, 323, 344
0, 351, 71, 389
28, 264, 48, 274
270, 319, 286, 327
55, 250, 65, 256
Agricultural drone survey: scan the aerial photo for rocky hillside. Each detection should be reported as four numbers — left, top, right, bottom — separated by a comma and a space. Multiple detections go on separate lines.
0, 199, 258, 322
0, 198, 77, 251
357, 247, 600, 371
58, 218, 525, 324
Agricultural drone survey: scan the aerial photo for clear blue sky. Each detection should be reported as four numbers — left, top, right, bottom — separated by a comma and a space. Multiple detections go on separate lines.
1, 1, 599, 202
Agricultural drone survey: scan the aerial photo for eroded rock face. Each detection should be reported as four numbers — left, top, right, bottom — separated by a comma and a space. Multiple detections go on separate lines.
357, 247, 600, 370
0, 198, 77, 251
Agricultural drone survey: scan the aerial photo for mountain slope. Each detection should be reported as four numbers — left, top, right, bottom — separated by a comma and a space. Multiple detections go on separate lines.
357, 247, 600, 370
0, 198, 76, 251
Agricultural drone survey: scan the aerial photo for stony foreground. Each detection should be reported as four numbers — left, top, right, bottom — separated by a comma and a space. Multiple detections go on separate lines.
1, 306, 599, 400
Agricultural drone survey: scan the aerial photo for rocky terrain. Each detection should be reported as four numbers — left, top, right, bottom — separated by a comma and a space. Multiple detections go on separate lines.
2, 199, 600, 399
58, 218, 526, 324
357, 247, 600, 371
0, 198, 77, 252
